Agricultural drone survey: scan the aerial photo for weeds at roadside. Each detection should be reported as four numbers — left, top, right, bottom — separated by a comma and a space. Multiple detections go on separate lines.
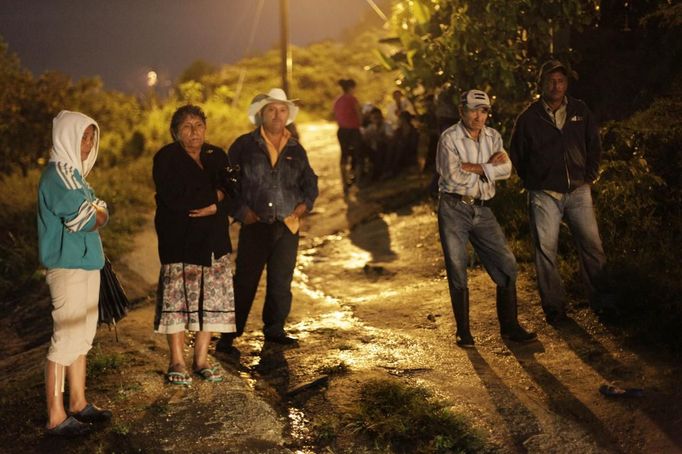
87, 344, 127, 378
112, 423, 130, 436
312, 416, 340, 445
316, 362, 349, 376
149, 402, 170, 415
349, 378, 487, 453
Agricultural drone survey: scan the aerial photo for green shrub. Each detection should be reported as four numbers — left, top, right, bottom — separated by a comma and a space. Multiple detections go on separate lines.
591, 93, 682, 349
0, 170, 41, 297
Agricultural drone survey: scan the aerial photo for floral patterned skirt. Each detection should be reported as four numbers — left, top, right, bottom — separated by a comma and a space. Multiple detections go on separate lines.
154, 254, 236, 334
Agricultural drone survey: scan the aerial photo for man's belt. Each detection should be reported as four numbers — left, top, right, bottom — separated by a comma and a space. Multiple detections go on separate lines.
444, 192, 487, 206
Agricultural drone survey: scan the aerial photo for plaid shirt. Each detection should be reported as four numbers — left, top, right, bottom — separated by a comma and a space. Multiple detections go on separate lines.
436, 121, 511, 200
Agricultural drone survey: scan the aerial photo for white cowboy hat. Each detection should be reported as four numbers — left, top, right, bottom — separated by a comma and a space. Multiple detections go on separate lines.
247, 88, 299, 125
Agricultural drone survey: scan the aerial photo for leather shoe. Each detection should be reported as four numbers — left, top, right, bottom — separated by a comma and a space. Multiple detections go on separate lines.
215, 337, 239, 355
264, 335, 299, 346
502, 328, 538, 343
46, 416, 92, 437
456, 334, 475, 348
70, 403, 112, 423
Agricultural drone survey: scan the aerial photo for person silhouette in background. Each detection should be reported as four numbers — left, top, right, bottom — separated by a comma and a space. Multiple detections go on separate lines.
333, 78, 363, 194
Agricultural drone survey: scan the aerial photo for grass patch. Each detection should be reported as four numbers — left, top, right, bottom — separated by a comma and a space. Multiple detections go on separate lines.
149, 402, 170, 415
316, 361, 349, 376
111, 423, 130, 436
87, 345, 127, 378
350, 379, 487, 453
312, 416, 340, 445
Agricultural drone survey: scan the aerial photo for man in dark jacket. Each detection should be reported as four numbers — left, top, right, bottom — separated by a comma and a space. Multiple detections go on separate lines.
217, 88, 318, 352
510, 60, 613, 324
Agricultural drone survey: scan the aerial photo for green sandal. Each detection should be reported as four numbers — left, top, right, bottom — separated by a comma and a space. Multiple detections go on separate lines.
165, 371, 192, 386
194, 367, 223, 383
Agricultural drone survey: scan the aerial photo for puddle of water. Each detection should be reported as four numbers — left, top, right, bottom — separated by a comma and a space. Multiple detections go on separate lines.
343, 250, 372, 269
288, 407, 309, 439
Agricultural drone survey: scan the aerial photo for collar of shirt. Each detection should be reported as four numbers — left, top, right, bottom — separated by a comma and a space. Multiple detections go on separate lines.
436, 121, 502, 200
454, 121, 493, 141
260, 126, 292, 167
541, 97, 568, 129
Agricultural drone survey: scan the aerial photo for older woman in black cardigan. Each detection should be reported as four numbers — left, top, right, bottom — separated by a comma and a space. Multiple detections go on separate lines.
152, 105, 235, 385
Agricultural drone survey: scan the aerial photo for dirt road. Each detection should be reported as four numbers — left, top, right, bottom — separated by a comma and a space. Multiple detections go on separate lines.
245, 122, 682, 453
2, 122, 679, 453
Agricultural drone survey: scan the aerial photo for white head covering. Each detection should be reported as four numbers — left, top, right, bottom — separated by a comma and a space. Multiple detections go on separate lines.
247, 88, 299, 126
49, 110, 100, 177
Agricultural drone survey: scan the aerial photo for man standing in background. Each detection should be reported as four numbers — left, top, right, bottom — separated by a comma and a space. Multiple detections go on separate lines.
510, 60, 615, 325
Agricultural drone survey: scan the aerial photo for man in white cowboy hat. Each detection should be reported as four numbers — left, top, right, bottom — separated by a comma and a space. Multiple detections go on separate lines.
217, 88, 318, 352
437, 89, 536, 348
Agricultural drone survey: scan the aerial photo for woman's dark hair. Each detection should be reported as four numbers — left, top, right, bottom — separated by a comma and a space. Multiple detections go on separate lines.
338, 78, 356, 92
169, 104, 207, 140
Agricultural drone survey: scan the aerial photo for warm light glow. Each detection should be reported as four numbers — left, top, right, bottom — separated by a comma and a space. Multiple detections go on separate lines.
146, 70, 158, 87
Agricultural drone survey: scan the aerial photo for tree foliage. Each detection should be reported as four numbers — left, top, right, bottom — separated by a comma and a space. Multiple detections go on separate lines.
0, 38, 145, 175
380, 0, 598, 131
379, 0, 682, 348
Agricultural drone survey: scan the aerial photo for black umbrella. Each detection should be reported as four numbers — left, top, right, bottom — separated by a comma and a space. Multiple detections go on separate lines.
98, 257, 129, 340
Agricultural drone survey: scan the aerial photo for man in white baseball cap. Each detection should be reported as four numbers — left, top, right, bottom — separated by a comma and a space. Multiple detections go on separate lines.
436, 88, 536, 347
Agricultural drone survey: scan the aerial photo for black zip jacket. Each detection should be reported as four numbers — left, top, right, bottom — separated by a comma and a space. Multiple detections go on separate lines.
509, 96, 601, 192
153, 141, 232, 266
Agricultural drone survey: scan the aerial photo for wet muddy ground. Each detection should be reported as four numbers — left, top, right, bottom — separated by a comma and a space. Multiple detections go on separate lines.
0, 122, 680, 453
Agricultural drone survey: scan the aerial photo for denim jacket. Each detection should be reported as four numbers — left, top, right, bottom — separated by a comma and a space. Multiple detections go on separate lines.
227, 128, 318, 224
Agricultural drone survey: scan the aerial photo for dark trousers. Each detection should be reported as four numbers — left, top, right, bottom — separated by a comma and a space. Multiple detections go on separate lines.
337, 128, 363, 186
225, 221, 299, 339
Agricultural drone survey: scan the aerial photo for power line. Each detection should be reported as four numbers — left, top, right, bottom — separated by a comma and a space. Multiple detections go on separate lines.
233, 0, 265, 107
365, 0, 388, 21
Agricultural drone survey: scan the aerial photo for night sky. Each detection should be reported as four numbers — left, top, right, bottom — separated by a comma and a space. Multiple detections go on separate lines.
0, 0, 379, 93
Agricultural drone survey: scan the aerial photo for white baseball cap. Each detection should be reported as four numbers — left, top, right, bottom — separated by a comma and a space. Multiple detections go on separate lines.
460, 89, 491, 110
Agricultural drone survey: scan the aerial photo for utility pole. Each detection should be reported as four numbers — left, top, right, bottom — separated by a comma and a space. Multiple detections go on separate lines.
280, 0, 291, 95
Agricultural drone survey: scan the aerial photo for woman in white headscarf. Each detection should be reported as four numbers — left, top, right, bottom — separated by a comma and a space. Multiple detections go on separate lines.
37, 110, 112, 436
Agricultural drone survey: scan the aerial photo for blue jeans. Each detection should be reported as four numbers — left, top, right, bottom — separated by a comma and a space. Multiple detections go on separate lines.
438, 193, 518, 293
528, 185, 607, 315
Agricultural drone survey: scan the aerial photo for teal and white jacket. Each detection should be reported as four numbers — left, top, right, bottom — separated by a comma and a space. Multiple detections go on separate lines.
37, 111, 107, 270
